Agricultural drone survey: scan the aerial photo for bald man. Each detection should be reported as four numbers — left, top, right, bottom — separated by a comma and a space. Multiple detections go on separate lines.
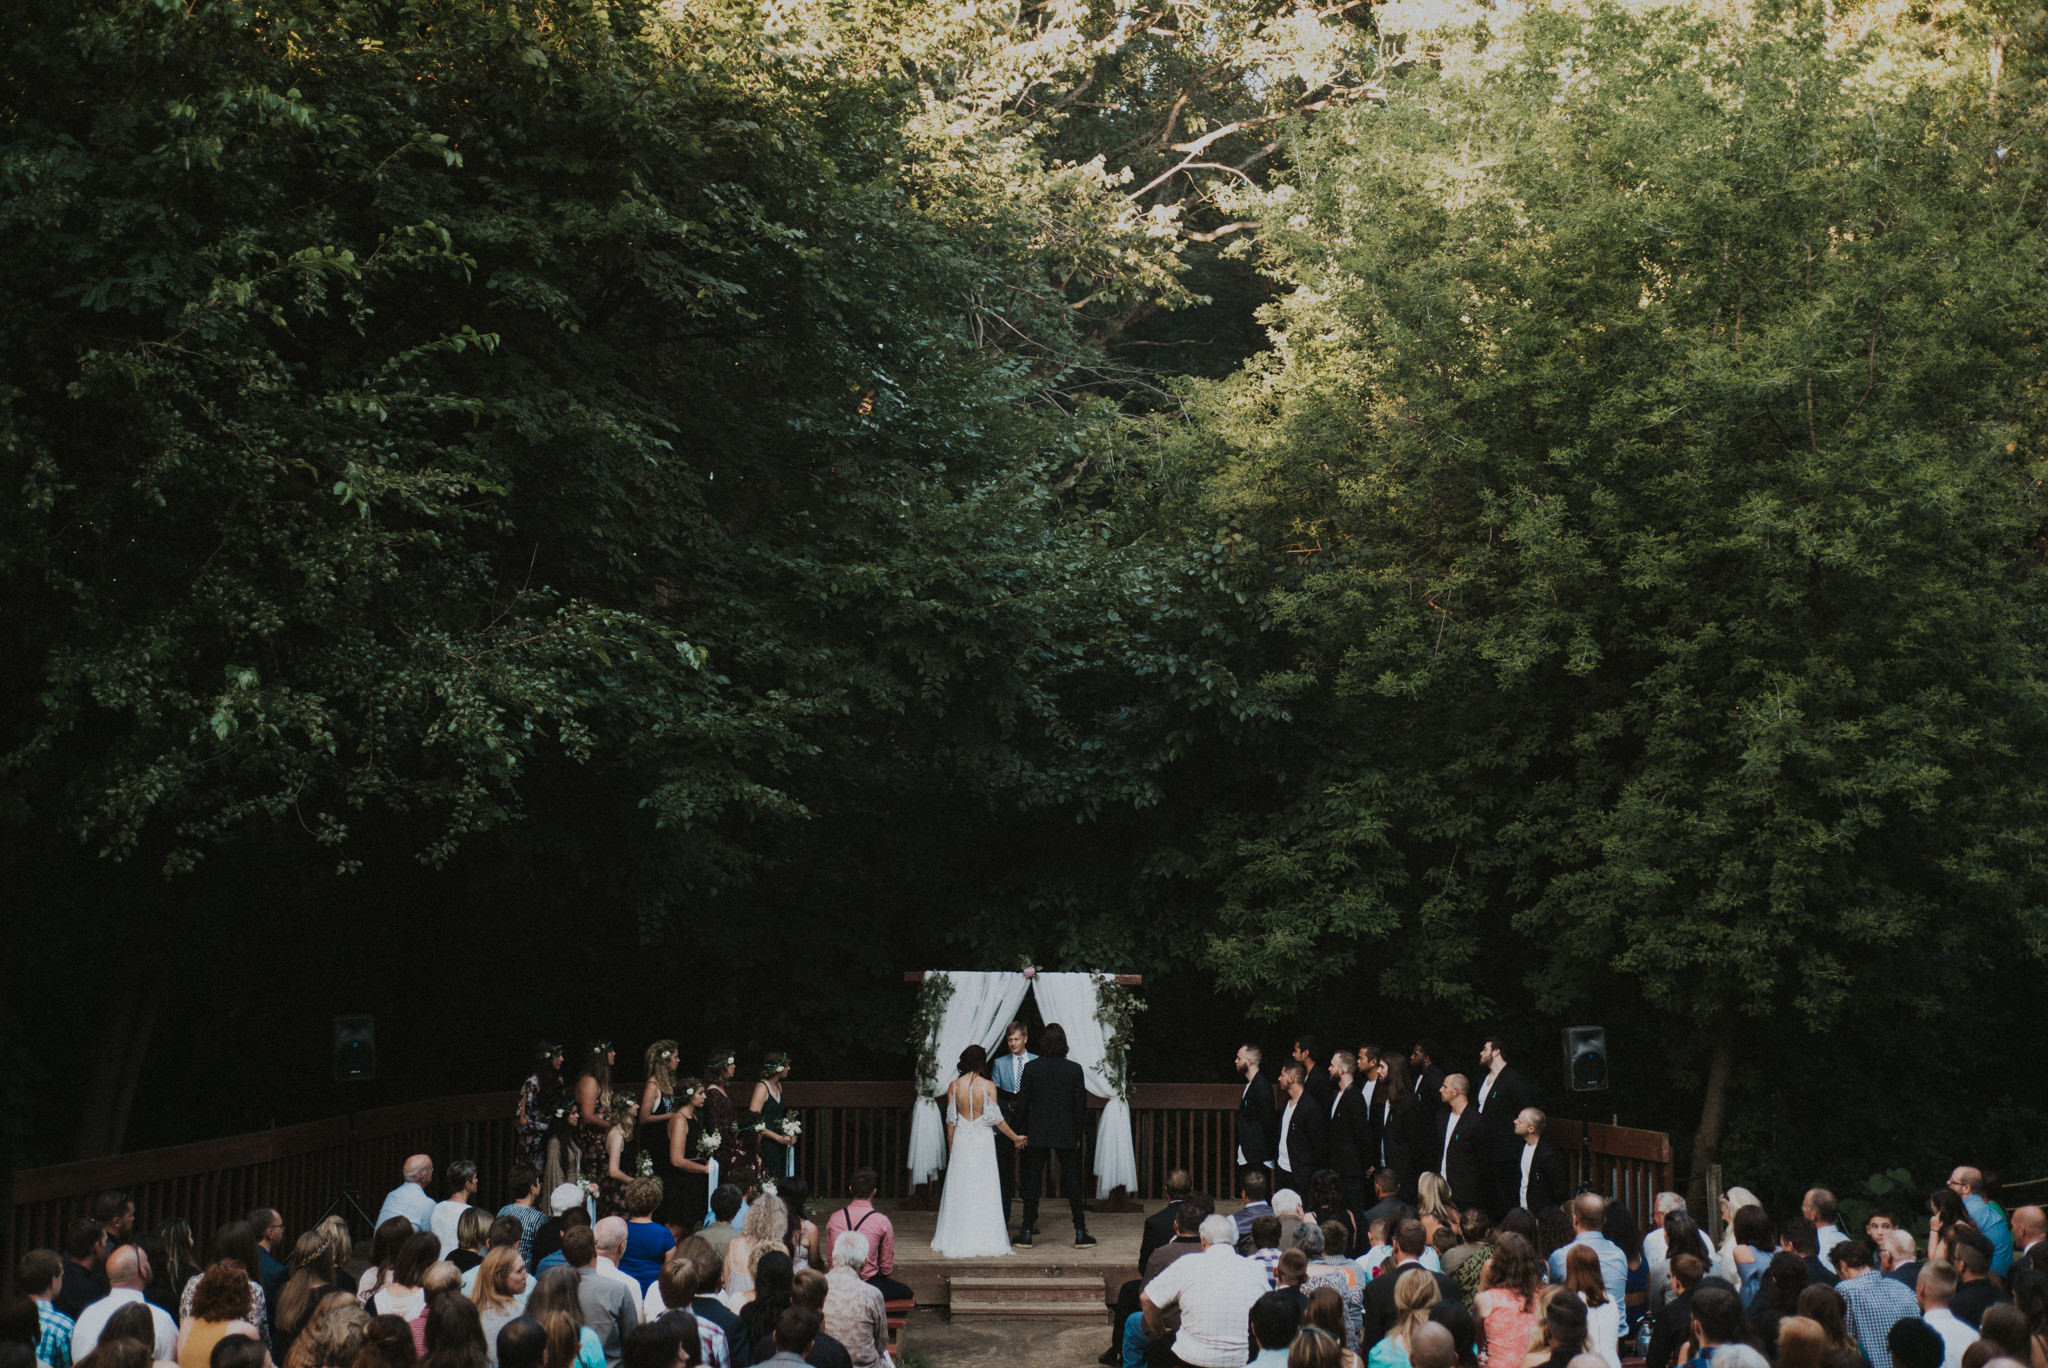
69, 1245, 177, 1362
1411, 1324, 1459, 1368
377, 1152, 438, 1236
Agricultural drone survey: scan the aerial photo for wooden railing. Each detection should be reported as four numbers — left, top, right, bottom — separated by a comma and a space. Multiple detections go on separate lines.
7, 1082, 1674, 1270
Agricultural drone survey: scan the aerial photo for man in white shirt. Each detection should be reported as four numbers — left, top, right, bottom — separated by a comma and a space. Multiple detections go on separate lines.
1641, 1193, 1688, 1267
377, 1154, 438, 1237
1916, 1262, 1975, 1368
2011, 1205, 2044, 1267
1141, 1215, 1270, 1368
431, 1160, 479, 1256
69, 1246, 177, 1363
1803, 1188, 1850, 1274
592, 1218, 643, 1300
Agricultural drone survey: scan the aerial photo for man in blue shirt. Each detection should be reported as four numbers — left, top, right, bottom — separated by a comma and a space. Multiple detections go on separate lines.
1835, 1241, 1921, 1368
1547, 1192, 1629, 1301
376, 1154, 438, 1233
1949, 1167, 2013, 1278
993, 1022, 1036, 1230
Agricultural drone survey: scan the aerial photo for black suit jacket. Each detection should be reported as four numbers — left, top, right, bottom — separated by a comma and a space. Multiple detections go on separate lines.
1412, 1063, 1446, 1115
1362, 1261, 1462, 1346
1303, 1065, 1337, 1108
1431, 1107, 1489, 1207
1379, 1099, 1435, 1198
1236, 1071, 1279, 1167
1138, 1200, 1183, 1274
1474, 1065, 1532, 1141
1015, 1055, 1088, 1149
1509, 1138, 1570, 1212
1275, 1091, 1329, 1177
1327, 1084, 1374, 1178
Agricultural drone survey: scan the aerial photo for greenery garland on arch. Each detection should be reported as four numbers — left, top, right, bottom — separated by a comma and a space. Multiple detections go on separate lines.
1094, 975, 1144, 1100
909, 972, 954, 1101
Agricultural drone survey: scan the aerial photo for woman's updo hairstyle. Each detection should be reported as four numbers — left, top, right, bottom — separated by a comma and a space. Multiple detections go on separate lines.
956, 1044, 989, 1077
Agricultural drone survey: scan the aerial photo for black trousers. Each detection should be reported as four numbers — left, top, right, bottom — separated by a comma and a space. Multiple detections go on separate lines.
1021, 1145, 1086, 1231
996, 1102, 1021, 1217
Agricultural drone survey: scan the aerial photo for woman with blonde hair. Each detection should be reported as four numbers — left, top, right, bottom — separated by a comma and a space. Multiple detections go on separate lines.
1713, 1188, 1763, 1283
283, 1291, 368, 1368
1522, 1287, 1570, 1368
314, 1219, 353, 1276
721, 1194, 789, 1309
1777, 1316, 1829, 1368
640, 1041, 681, 1224
1564, 1244, 1619, 1368
1417, 1174, 1462, 1245
1368, 1268, 1442, 1368
468, 1247, 530, 1365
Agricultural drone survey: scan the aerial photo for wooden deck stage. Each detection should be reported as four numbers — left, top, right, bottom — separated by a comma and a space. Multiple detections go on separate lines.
861, 1199, 1154, 1310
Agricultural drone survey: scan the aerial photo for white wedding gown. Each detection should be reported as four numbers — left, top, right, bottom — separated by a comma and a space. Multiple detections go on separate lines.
931, 1086, 1013, 1257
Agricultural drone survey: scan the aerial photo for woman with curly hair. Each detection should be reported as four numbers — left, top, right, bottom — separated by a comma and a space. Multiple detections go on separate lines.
720, 1197, 789, 1310
176, 1264, 260, 1368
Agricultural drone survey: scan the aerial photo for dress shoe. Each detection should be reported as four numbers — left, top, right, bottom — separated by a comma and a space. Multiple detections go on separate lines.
1074, 1229, 1098, 1247
1014, 1230, 1033, 1246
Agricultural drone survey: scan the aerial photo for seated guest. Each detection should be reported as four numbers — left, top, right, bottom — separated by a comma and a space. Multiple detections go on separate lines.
818, 1178, 903, 1305
272, 1234, 348, 1364
1366, 1269, 1441, 1368
699, 1193, 745, 1268
1250, 1290, 1304, 1368
620, 1321, 692, 1368
523, 1268, 605, 1368
785, 1272, 849, 1368
1139, 1215, 1268, 1368
762, 1308, 819, 1368
70, 1247, 176, 1363
378, 1160, 439, 1244
282, 1291, 369, 1368
1236, 1172, 1276, 1245
498, 1169, 549, 1269
472, 1248, 532, 1364
174, 1265, 261, 1368
494, 1318, 545, 1368
817, 1238, 886, 1368
55, 1224, 106, 1323
617, 1186, 676, 1298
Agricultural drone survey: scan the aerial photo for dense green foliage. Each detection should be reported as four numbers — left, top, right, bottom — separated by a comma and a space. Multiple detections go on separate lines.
6, 0, 2048, 1198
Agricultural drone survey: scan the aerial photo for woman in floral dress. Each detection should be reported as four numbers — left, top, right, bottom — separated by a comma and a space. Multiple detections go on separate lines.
516, 1041, 565, 1170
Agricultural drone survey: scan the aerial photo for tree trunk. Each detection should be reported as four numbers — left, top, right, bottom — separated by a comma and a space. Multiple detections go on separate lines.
71, 969, 168, 1159
1685, 1012, 1738, 1210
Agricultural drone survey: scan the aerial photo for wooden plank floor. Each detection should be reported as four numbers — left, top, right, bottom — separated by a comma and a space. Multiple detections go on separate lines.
841, 1200, 1155, 1307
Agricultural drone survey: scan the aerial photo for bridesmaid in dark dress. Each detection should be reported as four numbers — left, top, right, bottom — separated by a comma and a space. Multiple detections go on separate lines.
663, 1077, 711, 1238
700, 1046, 760, 1192
572, 1039, 616, 1184
639, 1040, 680, 1211
750, 1050, 795, 1181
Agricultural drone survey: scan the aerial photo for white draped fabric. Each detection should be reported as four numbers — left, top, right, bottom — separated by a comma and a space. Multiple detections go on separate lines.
1029, 972, 1138, 1197
905, 971, 1031, 1186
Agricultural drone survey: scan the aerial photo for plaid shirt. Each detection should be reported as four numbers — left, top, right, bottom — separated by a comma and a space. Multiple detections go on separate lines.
37, 1300, 73, 1368
1837, 1269, 1920, 1368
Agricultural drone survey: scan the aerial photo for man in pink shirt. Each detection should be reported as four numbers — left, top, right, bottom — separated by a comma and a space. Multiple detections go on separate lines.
824, 1168, 910, 1300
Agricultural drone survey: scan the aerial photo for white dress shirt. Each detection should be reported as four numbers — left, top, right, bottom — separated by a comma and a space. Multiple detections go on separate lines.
1277, 1099, 1298, 1171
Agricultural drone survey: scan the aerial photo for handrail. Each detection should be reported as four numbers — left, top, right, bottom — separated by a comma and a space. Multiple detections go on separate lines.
6, 1081, 1675, 1272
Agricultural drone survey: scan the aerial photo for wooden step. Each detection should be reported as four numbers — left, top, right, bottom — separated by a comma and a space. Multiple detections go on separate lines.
947, 1274, 1109, 1317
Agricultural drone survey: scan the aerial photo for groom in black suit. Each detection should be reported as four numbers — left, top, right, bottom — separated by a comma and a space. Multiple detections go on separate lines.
1013, 1022, 1096, 1247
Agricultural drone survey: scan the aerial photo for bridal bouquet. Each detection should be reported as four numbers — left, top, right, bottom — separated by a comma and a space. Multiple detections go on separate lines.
771, 1112, 802, 1142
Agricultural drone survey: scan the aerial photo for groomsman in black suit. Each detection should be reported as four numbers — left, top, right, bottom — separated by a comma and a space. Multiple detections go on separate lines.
1272, 1061, 1329, 1196
1234, 1043, 1278, 1185
1409, 1039, 1447, 1129
1293, 1034, 1336, 1106
1015, 1023, 1095, 1247
1326, 1051, 1375, 1211
1473, 1035, 1533, 1212
1430, 1074, 1488, 1209
1507, 1107, 1569, 1212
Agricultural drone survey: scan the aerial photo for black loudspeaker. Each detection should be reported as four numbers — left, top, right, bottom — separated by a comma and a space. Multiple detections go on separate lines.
334, 1014, 377, 1082
1563, 1025, 1608, 1092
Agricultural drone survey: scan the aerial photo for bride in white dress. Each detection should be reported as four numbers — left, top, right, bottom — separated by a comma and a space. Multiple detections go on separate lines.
931, 1044, 1025, 1257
